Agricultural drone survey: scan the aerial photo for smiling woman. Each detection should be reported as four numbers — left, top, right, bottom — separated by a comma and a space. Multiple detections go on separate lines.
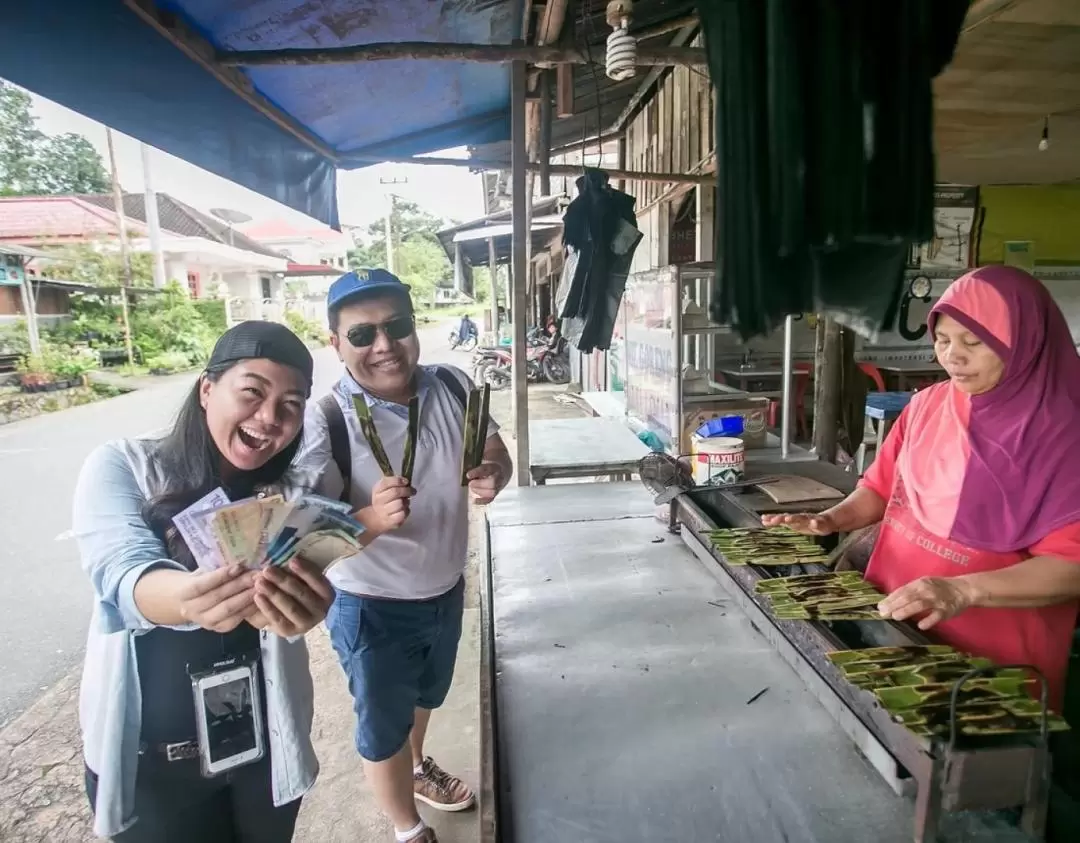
71, 321, 335, 841
199, 361, 309, 472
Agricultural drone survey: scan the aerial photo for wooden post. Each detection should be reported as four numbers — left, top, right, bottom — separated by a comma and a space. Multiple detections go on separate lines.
812, 316, 842, 462
119, 287, 135, 371
511, 49, 530, 486
615, 134, 627, 193
18, 274, 41, 356
538, 71, 553, 197
840, 327, 867, 460
339, 151, 714, 185
488, 237, 499, 339
453, 242, 466, 293
218, 42, 708, 68
555, 64, 574, 117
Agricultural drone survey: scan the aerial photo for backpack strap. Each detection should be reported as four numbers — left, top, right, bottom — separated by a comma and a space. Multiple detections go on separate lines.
433, 365, 468, 410
319, 370, 464, 505
317, 393, 353, 504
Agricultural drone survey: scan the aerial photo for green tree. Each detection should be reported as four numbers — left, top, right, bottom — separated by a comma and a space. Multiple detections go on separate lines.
46, 243, 155, 287
33, 134, 110, 194
0, 79, 109, 195
0, 82, 44, 195
348, 200, 456, 303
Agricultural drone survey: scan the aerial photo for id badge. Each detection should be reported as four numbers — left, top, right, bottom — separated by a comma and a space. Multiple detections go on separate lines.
190, 653, 266, 778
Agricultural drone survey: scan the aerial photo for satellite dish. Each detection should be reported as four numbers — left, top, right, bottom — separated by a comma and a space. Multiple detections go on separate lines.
210, 208, 253, 225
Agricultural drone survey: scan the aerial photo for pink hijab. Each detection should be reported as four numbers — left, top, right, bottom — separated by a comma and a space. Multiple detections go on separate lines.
896, 266, 1080, 552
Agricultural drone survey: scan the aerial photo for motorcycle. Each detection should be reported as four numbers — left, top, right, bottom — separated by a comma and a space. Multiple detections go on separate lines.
472, 336, 570, 389
448, 326, 478, 352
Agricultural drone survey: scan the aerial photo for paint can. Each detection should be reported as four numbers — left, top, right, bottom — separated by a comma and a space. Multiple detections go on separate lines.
691, 435, 746, 487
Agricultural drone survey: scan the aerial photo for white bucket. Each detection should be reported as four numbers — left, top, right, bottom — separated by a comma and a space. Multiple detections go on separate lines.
691, 435, 746, 487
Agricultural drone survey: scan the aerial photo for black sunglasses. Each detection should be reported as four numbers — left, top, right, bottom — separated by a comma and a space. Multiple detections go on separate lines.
344, 315, 415, 348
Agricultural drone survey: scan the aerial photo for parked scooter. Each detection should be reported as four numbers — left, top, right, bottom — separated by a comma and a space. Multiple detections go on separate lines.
448, 315, 478, 351
448, 327, 478, 352
472, 333, 570, 389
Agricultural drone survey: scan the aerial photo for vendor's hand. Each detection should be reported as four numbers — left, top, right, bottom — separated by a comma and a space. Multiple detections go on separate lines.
761, 512, 838, 536
466, 462, 505, 505
877, 576, 976, 630
252, 557, 335, 638
178, 565, 257, 633
367, 475, 414, 532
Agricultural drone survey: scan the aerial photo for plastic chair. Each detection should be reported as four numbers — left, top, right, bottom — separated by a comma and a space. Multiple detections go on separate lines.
768, 364, 812, 438
793, 363, 812, 438
858, 362, 886, 393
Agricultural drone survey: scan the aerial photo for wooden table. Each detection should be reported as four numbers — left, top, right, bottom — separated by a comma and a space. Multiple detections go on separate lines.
527, 417, 649, 485
873, 361, 945, 391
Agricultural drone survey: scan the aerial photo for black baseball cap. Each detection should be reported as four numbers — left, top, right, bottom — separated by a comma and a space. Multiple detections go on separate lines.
207, 321, 314, 391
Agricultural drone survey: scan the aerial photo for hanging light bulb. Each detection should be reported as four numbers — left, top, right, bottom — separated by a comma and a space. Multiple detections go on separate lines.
605, 1, 637, 81
1039, 116, 1050, 152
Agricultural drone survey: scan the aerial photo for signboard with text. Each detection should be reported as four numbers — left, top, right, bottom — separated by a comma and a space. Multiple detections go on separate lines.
0, 255, 25, 286
623, 267, 679, 451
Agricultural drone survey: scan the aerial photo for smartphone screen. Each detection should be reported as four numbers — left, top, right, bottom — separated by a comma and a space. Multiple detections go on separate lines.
202, 672, 257, 763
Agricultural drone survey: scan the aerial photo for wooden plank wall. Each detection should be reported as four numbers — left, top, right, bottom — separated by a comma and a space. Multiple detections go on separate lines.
547, 35, 714, 210
624, 35, 715, 212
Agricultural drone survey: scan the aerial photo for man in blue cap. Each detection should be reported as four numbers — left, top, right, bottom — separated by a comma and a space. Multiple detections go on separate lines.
295, 269, 512, 843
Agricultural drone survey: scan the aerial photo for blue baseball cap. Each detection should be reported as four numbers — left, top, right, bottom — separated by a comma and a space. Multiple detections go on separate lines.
327, 268, 411, 312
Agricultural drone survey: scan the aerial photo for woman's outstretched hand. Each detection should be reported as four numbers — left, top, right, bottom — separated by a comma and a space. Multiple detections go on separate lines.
877, 576, 976, 630
250, 557, 335, 638
761, 512, 839, 536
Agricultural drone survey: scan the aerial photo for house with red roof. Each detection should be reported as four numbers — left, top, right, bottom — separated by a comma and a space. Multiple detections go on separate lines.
240, 217, 352, 294
0, 194, 291, 322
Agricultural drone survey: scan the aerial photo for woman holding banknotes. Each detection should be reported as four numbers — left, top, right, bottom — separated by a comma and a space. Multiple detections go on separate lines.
73, 321, 339, 841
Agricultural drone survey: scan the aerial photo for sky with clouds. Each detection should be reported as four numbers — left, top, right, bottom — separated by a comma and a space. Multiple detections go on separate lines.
28, 91, 488, 233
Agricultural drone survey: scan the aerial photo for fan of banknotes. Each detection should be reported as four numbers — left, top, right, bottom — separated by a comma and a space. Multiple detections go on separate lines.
173, 488, 365, 572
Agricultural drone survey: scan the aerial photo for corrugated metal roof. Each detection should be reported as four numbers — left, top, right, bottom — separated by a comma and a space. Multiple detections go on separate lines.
79, 194, 285, 259
0, 196, 136, 242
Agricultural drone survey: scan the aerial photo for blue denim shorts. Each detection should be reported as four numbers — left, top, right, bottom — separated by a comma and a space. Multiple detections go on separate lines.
326, 578, 465, 762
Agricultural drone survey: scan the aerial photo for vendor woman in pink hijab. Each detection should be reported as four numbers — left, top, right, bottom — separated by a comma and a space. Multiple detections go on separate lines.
766, 265, 1080, 708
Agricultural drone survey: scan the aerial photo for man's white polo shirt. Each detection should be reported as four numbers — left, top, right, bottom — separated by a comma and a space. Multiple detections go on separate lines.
294, 364, 497, 600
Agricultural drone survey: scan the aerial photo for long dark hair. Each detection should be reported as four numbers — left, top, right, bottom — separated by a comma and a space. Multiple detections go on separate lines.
142, 362, 305, 570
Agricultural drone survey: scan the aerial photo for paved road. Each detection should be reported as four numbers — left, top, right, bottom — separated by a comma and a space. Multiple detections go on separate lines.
0, 323, 466, 727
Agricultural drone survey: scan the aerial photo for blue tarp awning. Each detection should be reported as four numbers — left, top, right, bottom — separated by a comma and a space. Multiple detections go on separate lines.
1, 1, 524, 227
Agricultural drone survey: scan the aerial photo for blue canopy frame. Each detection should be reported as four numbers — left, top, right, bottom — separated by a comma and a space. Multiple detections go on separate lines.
1, 1, 525, 227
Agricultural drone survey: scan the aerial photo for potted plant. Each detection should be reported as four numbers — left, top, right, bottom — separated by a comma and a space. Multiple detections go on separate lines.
17, 344, 99, 392
16, 354, 53, 392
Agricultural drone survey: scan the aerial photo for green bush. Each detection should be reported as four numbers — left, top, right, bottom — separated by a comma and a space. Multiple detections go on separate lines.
0, 320, 30, 355
284, 310, 326, 345
47, 298, 126, 348
46, 284, 225, 369
129, 282, 220, 366
18, 342, 99, 381
145, 350, 195, 374
192, 300, 228, 333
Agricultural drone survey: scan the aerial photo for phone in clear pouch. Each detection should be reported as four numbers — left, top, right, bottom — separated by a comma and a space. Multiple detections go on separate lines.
191, 662, 265, 777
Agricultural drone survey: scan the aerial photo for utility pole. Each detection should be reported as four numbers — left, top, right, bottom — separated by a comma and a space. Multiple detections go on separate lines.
141, 143, 167, 289
106, 128, 135, 366
379, 175, 408, 273
385, 193, 395, 274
